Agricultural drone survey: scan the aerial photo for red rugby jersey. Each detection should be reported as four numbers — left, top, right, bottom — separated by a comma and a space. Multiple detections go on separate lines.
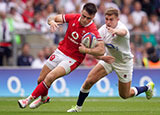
58, 13, 102, 63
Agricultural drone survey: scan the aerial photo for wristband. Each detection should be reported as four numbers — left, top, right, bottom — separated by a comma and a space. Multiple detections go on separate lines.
85, 48, 91, 54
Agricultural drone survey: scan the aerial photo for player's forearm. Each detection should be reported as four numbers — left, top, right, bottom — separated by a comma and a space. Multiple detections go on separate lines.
48, 14, 64, 25
115, 29, 127, 37
94, 56, 103, 60
85, 41, 105, 56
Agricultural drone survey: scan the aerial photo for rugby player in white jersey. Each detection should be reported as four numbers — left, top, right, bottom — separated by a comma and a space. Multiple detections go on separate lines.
17, 3, 116, 109
67, 7, 155, 112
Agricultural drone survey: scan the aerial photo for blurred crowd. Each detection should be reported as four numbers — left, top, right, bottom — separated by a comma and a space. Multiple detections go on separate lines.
0, 0, 159, 68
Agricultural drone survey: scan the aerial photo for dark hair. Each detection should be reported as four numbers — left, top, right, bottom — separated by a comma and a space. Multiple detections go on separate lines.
147, 46, 155, 55
147, 46, 159, 62
148, 55, 159, 63
82, 3, 97, 15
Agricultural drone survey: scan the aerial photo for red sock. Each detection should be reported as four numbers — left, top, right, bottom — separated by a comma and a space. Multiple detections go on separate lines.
31, 81, 49, 99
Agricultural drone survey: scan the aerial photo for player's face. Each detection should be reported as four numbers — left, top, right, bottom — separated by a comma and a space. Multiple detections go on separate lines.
105, 14, 119, 28
80, 10, 95, 26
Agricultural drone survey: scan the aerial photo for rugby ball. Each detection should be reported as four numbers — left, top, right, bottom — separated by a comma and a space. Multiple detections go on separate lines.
81, 32, 97, 48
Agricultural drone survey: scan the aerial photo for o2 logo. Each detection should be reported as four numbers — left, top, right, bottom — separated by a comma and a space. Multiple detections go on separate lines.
7, 76, 24, 97
52, 78, 69, 96
139, 75, 152, 86
96, 77, 113, 96
71, 31, 79, 40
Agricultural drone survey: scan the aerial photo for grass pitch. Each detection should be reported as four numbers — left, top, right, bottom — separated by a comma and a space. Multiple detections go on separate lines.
0, 97, 160, 115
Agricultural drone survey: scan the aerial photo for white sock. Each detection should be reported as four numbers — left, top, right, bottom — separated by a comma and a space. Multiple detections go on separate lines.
80, 87, 90, 93
131, 87, 138, 96
26, 95, 34, 102
76, 105, 82, 109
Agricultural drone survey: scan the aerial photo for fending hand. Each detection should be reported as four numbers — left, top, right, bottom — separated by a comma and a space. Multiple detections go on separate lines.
49, 21, 59, 32
106, 26, 117, 35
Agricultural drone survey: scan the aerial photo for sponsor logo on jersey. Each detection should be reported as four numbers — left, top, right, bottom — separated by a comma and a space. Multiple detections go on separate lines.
68, 31, 80, 45
68, 36, 79, 45
71, 31, 79, 40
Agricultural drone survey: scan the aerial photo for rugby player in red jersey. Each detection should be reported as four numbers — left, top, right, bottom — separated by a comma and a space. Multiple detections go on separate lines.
18, 2, 114, 109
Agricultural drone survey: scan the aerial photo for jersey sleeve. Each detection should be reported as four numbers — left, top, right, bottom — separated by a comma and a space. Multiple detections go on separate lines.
64, 13, 78, 23
98, 25, 105, 40
117, 21, 130, 39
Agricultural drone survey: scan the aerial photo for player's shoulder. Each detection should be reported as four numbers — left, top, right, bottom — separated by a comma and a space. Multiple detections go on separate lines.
117, 21, 128, 30
118, 21, 130, 37
65, 13, 80, 18
99, 24, 106, 30
85, 22, 98, 32
98, 24, 107, 33
64, 13, 80, 22
89, 22, 97, 28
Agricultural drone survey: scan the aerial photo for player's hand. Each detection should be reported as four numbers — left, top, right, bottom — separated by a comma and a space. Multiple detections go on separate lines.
106, 26, 117, 35
49, 20, 59, 32
101, 55, 115, 64
79, 43, 88, 54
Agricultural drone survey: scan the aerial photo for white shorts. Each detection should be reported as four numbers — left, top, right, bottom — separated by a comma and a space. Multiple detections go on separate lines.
45, 49, 80, 74
99, 59, 133, 83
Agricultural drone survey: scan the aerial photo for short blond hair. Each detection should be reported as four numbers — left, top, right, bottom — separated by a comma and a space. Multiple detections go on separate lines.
105, 7, 119, 17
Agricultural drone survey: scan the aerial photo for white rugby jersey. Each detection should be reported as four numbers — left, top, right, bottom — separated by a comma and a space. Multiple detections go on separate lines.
98, 21, 134, 63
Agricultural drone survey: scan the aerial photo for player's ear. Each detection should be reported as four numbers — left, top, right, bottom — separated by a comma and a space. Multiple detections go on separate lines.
92, 15, 95, 19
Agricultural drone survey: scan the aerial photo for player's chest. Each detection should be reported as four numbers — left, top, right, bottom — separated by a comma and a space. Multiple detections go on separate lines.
104, 33, 117, 43
67, 21, 88, 41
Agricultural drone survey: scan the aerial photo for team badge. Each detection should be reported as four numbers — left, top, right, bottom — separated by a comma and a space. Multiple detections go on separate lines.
123, 74, 127, 78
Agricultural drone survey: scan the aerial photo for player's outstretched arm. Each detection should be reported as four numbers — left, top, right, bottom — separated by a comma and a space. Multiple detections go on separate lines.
48, 14, 64, 32
107, 26, 127, 37
79, 41, 105, 56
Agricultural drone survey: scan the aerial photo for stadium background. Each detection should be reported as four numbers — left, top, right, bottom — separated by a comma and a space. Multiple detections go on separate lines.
0, 0, 160, 98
